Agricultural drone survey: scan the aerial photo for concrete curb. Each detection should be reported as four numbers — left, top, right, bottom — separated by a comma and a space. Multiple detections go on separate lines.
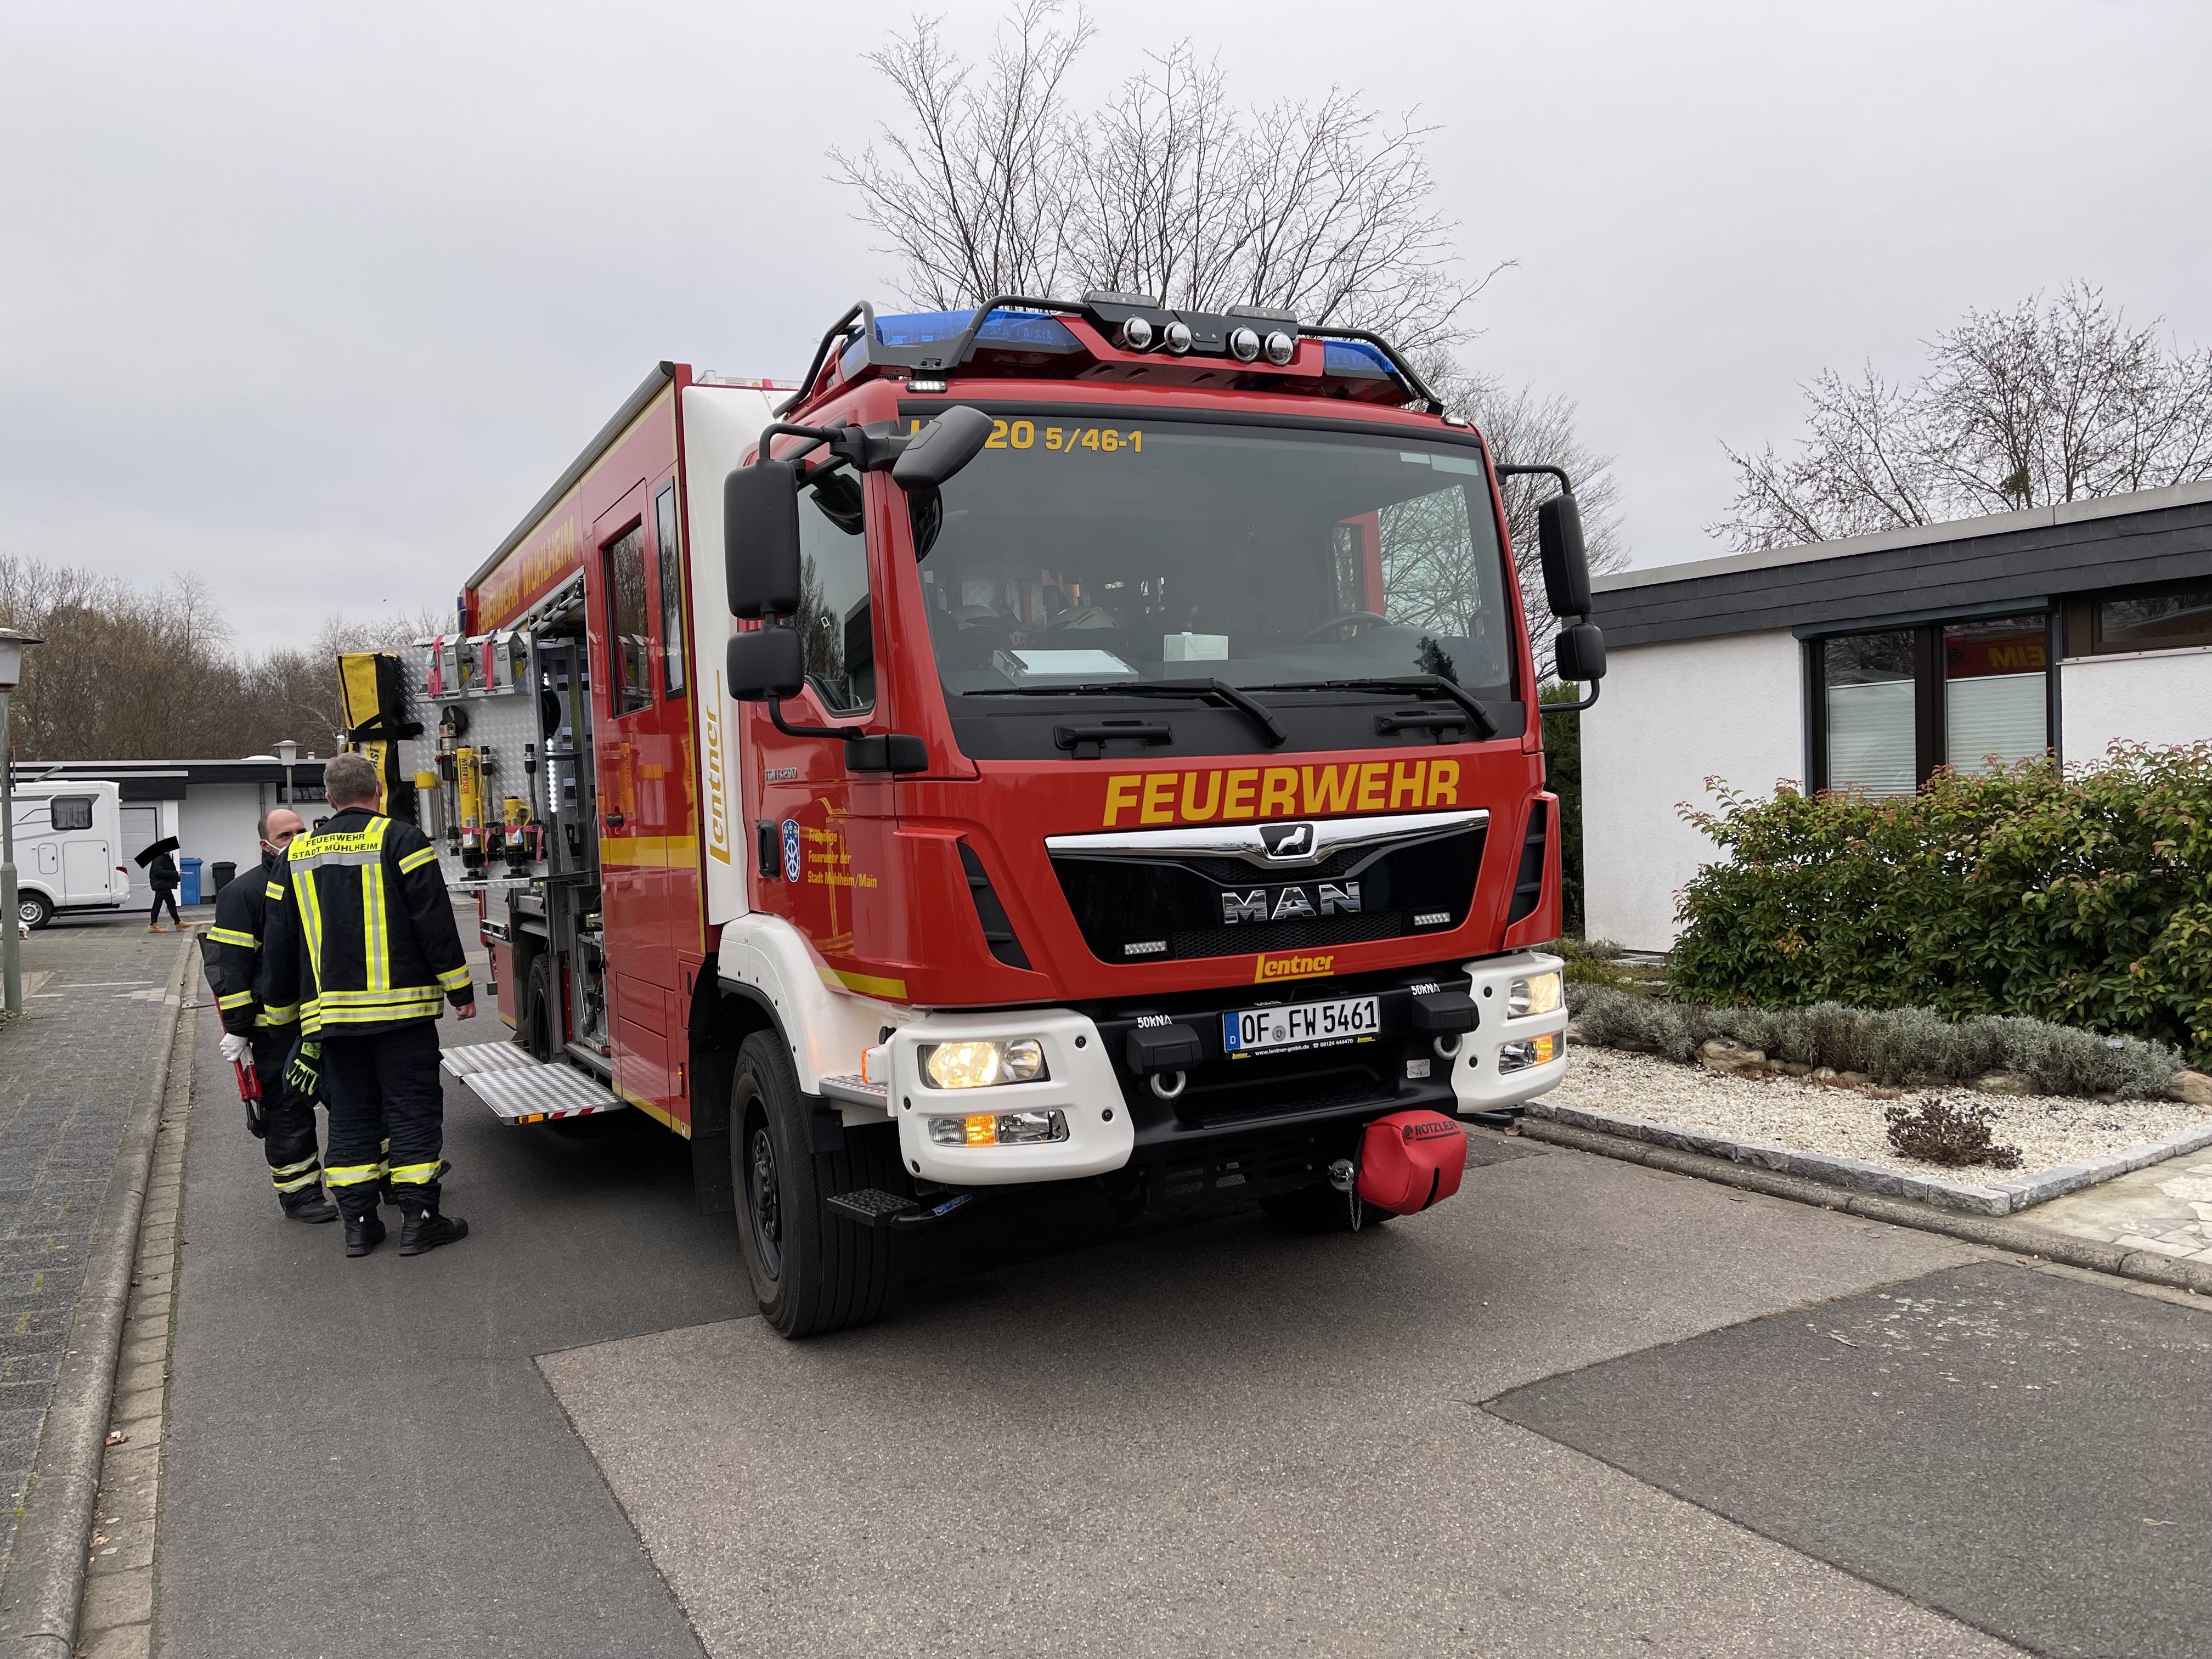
1520, 1115, 2212, 1298
0, 937, 194, 1658
1528, 1097, 2212, 1216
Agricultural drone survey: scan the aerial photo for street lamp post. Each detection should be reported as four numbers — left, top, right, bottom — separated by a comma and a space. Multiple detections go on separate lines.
276, 737, 298, 808
1, 627, 44, 1018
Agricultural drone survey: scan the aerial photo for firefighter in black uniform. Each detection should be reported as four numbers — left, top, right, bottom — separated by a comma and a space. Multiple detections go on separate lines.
207, 806, 338, 1223
259, 751, 477, 1258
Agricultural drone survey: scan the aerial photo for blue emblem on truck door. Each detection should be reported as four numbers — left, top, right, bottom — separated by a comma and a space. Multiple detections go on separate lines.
781, 819, 802, 884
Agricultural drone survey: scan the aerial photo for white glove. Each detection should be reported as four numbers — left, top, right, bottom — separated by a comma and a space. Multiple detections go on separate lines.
218, 1031, 252, 1065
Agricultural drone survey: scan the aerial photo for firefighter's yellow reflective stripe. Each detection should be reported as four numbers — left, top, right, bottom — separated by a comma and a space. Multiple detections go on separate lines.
286, 848, 381, 870
387, 1161, 442, 1187
270, 1155, 320, 1178
324, 1163, 385, 1189
364, 857, 392, 991
397, 845, 439, 874
261, 1001, 299, 1023
313, 986, 444, 1011
265, 881, 285, 902
436, 965, 472, 992
272, 1169, 324, 1193
207, 927, 259, 949
217, 990, 256, 1011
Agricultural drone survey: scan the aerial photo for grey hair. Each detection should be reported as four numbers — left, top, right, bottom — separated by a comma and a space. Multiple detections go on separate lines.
322, 752, 381, 808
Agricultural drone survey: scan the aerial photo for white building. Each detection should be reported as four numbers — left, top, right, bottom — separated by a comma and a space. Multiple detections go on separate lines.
1582, 481, 2212, 951
12, 757, 329, 907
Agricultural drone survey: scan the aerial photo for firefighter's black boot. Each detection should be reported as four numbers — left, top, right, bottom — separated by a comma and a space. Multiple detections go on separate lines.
397, 1209, 468, 1257
283, 1190, 340, 1224
344, 1214, 387, 1257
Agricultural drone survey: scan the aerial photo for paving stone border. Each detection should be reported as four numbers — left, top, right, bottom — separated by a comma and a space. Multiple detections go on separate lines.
0, 939, 191, 1659
1520, 1114, 2212, 1299
1528, 1097, 2212, 1216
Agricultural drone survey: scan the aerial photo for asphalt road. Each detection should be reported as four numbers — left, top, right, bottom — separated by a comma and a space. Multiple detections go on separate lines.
148, 918, 2212, 1658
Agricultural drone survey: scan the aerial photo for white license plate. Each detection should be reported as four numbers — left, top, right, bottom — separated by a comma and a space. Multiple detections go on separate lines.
1221, 995, 1380, 1054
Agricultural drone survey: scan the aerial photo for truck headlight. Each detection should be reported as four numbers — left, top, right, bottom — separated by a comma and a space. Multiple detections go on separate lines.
1497, 1033, 1559, 1073
922, 1038, 1048, 1089
1508, 971, 1562, 1018
927, 1109, 1068, 1147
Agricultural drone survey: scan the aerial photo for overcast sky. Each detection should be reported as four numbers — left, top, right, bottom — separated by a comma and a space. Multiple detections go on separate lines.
5, 1, 2208, 657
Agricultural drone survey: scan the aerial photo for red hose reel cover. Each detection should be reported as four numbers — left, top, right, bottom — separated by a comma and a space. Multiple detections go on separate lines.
1356, 1109, 1468, 1215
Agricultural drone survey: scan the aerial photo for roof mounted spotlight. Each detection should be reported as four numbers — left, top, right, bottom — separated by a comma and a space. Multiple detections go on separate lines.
1228, 326, 1262, 363
1162, 320, 1193, 354
1262, 330, 1296, 365
1117, 316, 1156, 352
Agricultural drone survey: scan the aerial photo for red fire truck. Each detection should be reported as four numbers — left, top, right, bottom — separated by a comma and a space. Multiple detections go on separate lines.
347, 293, 1606, 1335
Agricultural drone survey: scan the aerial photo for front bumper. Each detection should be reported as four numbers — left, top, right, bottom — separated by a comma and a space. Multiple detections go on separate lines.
886, 950, 1569, 1189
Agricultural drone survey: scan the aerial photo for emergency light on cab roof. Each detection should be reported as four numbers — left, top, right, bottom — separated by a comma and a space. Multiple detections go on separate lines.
790, 291, 1443, 417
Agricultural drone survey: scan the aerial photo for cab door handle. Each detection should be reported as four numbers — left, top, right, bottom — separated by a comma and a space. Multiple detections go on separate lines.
603, 812, 625, 829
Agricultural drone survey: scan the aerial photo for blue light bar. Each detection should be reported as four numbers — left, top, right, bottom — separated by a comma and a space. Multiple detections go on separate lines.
839, 308, 1082, 378
1322, 339, 1395, 377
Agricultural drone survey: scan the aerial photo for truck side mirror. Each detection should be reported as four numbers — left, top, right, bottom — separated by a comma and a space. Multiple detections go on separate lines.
1554, 621, 1607, 684
725, 626, 805, 702
891, 405, 995, 492
725, 459, 803, 620
1537, 494, 1592, 619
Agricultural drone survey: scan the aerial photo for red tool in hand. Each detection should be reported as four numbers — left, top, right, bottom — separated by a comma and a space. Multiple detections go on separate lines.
234, 1059, 267, 1138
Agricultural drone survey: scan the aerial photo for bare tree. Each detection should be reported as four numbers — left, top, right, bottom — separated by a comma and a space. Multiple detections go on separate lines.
0, 551, 443, 761
1715, 284, 2212, 552
833, 5, 1497, 350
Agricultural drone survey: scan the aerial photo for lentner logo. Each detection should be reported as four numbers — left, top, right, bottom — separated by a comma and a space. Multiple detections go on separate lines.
1254, 951, 1336, 984
704, 674, 730, 866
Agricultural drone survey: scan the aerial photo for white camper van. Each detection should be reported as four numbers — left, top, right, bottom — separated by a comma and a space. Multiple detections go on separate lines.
11, 781, 130, 929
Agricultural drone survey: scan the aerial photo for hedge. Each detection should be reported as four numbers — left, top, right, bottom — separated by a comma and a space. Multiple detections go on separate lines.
1566, 983, 2183, 1099
1668, 743, 2212, 1065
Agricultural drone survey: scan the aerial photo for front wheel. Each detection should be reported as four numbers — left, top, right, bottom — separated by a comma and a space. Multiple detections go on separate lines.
730, 1030, 906, 1338
17, 891, 53, 930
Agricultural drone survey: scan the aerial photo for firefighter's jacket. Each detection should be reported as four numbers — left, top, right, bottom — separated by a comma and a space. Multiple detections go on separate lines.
258, 808, 473, 1037
205, 849, 296, 1036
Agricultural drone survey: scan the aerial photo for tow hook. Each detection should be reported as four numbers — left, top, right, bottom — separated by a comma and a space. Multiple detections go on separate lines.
827, 1187, 979, 1232
1327, 1158, 1356, 1194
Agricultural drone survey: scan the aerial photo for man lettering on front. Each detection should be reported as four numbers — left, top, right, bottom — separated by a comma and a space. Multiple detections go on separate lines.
259, 752, 476, 1258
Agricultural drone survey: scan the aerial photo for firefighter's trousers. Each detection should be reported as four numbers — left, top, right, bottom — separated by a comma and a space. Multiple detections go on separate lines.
321, 1020, 447, 1222
248, 1028, 326, 1212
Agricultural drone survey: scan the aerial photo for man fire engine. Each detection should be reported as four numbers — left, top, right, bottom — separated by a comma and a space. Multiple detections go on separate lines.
343, 292, 1605, 1335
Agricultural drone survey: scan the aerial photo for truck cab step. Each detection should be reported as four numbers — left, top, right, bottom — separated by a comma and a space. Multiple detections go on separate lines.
827, 1188, 977, 1231
441, 1041, 625, 1125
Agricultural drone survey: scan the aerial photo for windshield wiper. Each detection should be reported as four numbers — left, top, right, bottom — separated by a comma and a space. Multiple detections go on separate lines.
1248, 675, 1497, 741
967, 678, 1286, 747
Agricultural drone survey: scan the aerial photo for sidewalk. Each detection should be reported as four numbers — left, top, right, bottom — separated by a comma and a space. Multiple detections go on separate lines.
0, 912, 196, 1582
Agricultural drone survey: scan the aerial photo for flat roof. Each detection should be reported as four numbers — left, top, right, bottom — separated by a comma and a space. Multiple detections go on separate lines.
1589, 479, 2212, 648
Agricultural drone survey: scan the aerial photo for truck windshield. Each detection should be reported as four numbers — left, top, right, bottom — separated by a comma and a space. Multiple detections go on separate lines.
916, 416, 1516, 704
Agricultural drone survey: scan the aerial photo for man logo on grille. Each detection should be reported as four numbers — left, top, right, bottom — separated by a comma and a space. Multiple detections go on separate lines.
1260, 822, 1314, 860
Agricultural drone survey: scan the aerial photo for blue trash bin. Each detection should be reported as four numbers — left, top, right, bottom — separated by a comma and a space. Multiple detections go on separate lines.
179, 856, 204, 906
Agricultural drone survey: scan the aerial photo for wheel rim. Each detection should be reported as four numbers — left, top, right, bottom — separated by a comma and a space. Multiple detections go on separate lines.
18, 898, 41, 926
744, 1118, 783, 1281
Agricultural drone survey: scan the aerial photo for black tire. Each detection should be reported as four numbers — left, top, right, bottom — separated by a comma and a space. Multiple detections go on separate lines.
18, 891, 53, 930
731, 1030, 906, 1338
524, 952, 556, 1062
1259, 1181, 1393, 1234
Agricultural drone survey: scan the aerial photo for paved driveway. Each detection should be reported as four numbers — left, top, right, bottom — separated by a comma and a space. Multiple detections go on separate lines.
150, 930, 2210, 1657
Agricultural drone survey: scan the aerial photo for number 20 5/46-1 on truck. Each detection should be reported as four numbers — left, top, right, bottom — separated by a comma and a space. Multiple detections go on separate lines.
345, 292, 1607, 1335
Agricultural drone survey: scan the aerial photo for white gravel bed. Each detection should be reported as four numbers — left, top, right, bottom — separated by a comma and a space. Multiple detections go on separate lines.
1547, 1045, 2211, 1179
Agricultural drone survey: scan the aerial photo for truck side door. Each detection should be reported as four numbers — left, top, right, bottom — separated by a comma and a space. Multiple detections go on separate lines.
589, 478, 691, 1125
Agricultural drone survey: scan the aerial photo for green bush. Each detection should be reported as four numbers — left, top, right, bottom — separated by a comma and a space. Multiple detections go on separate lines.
1668, 743, 2212, 1064
1566, 983, 2183, 1098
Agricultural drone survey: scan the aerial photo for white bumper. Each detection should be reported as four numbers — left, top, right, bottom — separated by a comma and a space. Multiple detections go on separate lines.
885, 1008, 1132, 1186
1449, 950, 1570, 1113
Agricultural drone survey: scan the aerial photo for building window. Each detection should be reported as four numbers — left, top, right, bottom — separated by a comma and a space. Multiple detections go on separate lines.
2067, 579, 2212, 655
1813, 613, 2052, 793
50, 796, 94, 831
656, 483, 687, 697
